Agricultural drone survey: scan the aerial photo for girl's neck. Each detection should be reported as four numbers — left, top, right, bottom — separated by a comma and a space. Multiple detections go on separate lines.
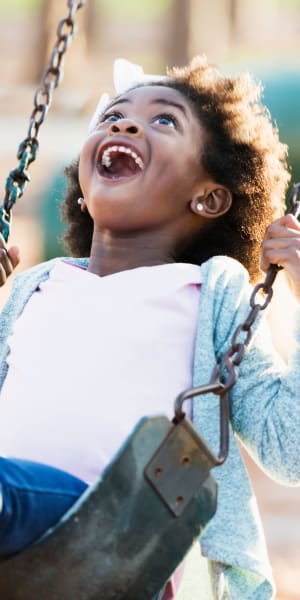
87, 230, 174, 277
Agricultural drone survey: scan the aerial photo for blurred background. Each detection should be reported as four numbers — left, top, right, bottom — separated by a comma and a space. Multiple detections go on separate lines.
0, 1, 299, 597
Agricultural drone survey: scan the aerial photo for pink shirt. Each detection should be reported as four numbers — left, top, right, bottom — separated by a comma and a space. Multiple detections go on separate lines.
0, 260, 201, 484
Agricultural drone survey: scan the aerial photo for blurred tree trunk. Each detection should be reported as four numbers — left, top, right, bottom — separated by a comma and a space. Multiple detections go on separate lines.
166, 0, 239, 67
187, 0, 232, 61
166, 0, 189, 67
229, 0, 239, 42
34, 0, 94, 85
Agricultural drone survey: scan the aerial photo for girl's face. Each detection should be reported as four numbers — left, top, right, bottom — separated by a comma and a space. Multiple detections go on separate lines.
79, 85, 213, 239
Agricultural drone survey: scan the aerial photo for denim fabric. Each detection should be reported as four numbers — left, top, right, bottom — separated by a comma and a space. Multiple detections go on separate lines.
0, 457, 87, 558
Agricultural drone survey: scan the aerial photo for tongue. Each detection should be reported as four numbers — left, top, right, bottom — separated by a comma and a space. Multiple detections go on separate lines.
105, 154, 140, 179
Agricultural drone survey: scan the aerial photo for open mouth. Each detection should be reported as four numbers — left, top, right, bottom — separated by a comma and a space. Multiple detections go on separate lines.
97, 144, 145, 180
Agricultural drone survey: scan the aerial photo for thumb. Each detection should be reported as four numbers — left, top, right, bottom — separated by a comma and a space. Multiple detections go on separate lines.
7, 245, 21, 269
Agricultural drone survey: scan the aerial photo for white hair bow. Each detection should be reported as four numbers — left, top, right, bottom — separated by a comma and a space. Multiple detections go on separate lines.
88, 58, 168, 134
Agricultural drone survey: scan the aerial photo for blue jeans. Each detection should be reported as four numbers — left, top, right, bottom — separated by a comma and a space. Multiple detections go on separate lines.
0, 457, 88, 558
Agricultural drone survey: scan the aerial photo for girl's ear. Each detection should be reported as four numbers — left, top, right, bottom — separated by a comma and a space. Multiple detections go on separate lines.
190, 187, 232, 218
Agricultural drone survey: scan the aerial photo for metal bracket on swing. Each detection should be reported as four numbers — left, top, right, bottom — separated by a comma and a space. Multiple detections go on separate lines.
145, 380, 229, 516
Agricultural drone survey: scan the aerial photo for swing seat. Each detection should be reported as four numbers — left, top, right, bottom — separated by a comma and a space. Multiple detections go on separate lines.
0, 416, 217, 600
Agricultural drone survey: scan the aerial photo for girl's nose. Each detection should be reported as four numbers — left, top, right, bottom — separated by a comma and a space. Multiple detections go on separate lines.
108, 118, 143, 137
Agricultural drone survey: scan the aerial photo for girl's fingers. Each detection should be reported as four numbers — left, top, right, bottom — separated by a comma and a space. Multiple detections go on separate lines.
261, 216, 300, 300
0, 236, 20, 287
0, 261, 9, 286
262, 236, 300, 250
261, 236, 300, 267
7, 245, 20, 269
261, 215, 300, 271
260, 247, 299, 272
264, 214, 300, 240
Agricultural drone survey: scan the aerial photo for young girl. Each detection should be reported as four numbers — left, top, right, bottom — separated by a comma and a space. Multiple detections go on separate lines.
0, 55, 300, 599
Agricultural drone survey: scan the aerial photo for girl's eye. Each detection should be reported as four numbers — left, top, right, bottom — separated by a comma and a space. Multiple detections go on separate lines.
153, 114, 178, 129
101, 112, 123, 123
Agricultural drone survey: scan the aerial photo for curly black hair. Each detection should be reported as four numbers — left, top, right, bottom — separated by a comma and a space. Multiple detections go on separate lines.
61, 56, 290, 282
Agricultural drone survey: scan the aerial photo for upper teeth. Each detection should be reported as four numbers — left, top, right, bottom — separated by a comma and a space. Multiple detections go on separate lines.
101, 145, 144, 170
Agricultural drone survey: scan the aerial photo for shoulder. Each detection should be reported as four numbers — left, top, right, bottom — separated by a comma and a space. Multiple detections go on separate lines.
198, 256, 256, 354
199, 255, 252, 315
12, 257, 59, 287
2, 256, 88, 324
12, 256, 89, 290
200, 255, 250, 289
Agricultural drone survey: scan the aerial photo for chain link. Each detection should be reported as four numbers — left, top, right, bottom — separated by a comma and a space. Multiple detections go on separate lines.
0, 0, 86, 242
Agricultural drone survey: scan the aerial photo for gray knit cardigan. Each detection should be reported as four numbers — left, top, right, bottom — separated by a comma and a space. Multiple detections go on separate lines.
0, 255, 300, 599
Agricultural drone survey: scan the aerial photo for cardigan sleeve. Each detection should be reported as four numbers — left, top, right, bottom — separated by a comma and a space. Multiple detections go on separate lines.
0, 285, 18, 391
229, 304, 300, 485
202, 257, 300, 485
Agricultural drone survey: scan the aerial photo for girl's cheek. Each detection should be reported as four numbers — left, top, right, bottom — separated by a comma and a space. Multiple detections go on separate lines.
78, 140, 91, 185
78, 153, 88, 195
78, 155, 84, 185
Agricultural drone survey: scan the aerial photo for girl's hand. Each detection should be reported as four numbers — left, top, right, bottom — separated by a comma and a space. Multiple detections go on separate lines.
0, 235, 20, 287
261, 214, 300, 301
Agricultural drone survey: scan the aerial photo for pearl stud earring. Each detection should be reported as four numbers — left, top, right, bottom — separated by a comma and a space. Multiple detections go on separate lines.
77, 197, 84, 206
196, 202, 204, 212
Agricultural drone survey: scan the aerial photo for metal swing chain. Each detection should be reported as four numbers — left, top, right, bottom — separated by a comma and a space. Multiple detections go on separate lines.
175, 182, 300, 465
0, 0, 86, 242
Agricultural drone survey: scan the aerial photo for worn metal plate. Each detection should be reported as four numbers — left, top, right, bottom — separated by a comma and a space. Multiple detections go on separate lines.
145, 417, 217, 516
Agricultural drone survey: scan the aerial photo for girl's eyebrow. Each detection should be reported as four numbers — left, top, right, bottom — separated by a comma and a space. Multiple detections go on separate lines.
105, 97, 188, 119
105, 98, 130, 111
150, 98, 188, 118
